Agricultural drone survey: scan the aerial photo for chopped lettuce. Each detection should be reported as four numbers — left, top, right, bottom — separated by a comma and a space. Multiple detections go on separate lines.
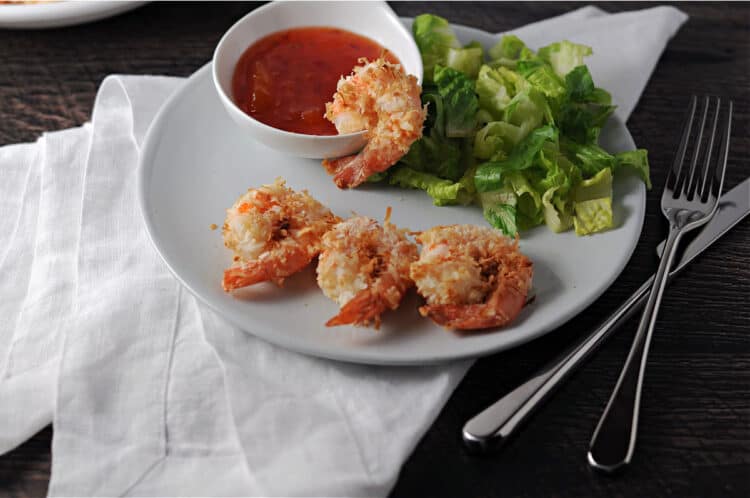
396, 22, 651, 237
574, 198, 612, 235
434, 65, 478, 138
565, 65, 597, 102
505, 171, 545, 229
400, 134, 463, 181
412, 14, 460, 84
389, 166, 473, 206
562, 139, 616, 177
473, 121, 525, 160
446, 43, 484, 79
396, 65, 477, 182
475, 65, 528, 119
537, 40, 593, 77
475, 125, 558, 192
573, 168, 613, 235
488, 34, 535, 66
559, 102, 615, 144
562, 140, 651, 189
543, 187, 574, 233
615, 149, 652, 189
574, 167, 613, 202
366, 171, 389, 183
517, 59, 567, 107
479, 189, 518, 235
505, 88, 554, 135
559, 66, 616, 143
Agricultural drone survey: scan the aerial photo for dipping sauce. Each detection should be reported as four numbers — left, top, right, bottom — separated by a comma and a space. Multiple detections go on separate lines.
232, 27, 399, 135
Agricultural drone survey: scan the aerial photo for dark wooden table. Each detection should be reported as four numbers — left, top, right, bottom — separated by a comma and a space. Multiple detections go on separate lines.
1, 2, 748, 497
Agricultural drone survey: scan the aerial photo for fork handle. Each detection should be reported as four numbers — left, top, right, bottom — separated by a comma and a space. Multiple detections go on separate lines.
588, 225, 684, 472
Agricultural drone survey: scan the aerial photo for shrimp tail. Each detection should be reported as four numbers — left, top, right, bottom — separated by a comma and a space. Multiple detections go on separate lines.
322, 155, 352, 175
325, 288, 390, 328
222, 246, 313, 291
323, 154, 370, 189
223, 263, 279, 291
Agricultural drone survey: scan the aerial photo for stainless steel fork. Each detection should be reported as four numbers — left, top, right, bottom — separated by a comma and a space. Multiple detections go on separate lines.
587, 96, 733, 473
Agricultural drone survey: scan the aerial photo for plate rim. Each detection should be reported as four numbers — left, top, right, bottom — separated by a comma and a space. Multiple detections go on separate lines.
0, 1, 146, 30
138, 26, 645, 366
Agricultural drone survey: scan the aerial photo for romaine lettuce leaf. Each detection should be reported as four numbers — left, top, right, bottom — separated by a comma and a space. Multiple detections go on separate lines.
473, 121, 524, 160
400, 134, 463, 181
565, 65, 595, 101
399, 65, 478, 182
488, 35, 535, 64
479, 189, 518, 236
537, 40, 593, 77
516, 59, 567, 106
412, 14, 461, 84
615, 149, 652, 189
559, 102, 615, 144
542, 187, 574, 232
389, 166, 473, 206
475, 125, 558, 192
446, 45, 484, 79
559, 66, 616, 143
504, 171, 544, 229
574, 167, 612, 202
536, 144, 574, 195
366, 171, 388, 183
561, 139, 616, 178
420, 89, 445, 137
565, 66, 612, 105
574, 198, 612, 235
504, 88, 554, 134
475, 65, 527, 119
573, 168, 613, 235
434, 65, 479, 138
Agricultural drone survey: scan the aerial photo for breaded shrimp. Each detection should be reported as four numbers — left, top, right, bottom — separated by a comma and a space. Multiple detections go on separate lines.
222, 178, 339, 291
316, 211, 418, 327
410, 225, 533, 330
322, 57, 427, 189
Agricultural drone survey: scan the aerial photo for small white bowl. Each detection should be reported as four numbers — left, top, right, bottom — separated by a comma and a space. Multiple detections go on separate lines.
212, 1, 423, 159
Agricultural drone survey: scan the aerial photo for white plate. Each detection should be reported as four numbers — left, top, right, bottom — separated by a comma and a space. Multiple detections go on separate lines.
0, 1, 145, 29
139, 23, 645, 365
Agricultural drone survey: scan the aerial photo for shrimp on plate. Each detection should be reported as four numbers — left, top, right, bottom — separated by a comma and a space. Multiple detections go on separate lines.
410, 225, 533, 331
222, 178, 339, 292
316, 209, 418, 327
322, 57, 427, 189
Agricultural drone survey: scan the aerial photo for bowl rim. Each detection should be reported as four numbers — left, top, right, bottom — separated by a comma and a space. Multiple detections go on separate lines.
211, 1, 422, 142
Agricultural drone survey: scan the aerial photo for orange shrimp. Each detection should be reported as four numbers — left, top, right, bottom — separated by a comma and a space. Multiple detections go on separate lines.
316, 213, 418, 327
410, 225, 533, 330
322, 57, 427, 189
222, 178, 339, 291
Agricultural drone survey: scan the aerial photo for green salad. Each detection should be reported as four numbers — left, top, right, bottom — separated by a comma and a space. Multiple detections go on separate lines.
371, 14, 651, 236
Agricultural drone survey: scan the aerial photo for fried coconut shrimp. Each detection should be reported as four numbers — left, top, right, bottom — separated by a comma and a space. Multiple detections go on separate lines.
316, 212, 418, 327
410, 225, 533, 331
222, 178, 339, 291
322, 57, 427, 189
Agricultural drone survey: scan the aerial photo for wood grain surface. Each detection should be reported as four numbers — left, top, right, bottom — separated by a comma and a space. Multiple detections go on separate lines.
0, 2, 748, 497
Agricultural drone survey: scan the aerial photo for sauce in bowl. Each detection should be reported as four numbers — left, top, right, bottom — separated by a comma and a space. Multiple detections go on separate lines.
232, 27, 399, 136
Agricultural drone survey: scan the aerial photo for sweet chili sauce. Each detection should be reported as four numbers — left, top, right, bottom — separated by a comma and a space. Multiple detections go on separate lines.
232, 27, 400, 135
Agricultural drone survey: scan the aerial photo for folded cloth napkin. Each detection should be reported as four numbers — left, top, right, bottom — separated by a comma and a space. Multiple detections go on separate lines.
0, 5, 687, 497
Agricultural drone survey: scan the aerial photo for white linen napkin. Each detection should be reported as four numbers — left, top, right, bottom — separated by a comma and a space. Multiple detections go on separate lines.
0, 6, 687, 497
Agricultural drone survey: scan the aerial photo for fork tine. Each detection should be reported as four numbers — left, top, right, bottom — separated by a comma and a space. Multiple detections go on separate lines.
702, 100, 732, 202
682, 96, 710, 198
667, 95, 698, 193
696, 97, 721, 200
